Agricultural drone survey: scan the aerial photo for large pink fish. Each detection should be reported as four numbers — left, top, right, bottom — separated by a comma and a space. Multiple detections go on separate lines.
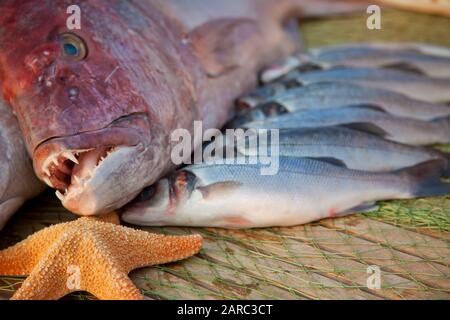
0, 0, 366, 216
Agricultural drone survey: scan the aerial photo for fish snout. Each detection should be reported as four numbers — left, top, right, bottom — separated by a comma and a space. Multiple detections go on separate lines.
122, 179, 174, 226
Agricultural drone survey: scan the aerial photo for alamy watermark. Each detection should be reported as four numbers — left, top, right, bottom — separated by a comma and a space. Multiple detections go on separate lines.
367, 5, 381, 30
171, 121, 280, 175
66, 265, 81, 290
66, 5, 81, 30
366, 265, 381, 290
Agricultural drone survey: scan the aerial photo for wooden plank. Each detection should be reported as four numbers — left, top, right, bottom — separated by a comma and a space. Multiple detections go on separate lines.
320, 217, 449, 264
276, 224, 450, 293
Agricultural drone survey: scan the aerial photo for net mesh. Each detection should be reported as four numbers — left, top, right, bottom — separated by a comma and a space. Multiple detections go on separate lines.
1, 9, 449, 300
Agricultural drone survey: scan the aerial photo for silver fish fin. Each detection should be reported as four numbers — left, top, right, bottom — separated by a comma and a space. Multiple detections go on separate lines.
338, 202, 379, 216
347, 104, 387, 113
382, 62, 425, 75
305, 157, 347, 168
190, 18, 259, 77
339, 122, 389, 138
197, 181, 243, 200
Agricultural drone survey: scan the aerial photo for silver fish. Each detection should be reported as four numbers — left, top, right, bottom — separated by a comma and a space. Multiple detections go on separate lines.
261, 42, 450, 83
243, 105, 450, 146
307, 47, 450, 77
261, 43, 450, 82
234, 127, 450, 175
230, 82, 450, 122
122, 157, 450, 228
309, 42, 450, 59
0, 99, 45, 231
278, 67, 450, 103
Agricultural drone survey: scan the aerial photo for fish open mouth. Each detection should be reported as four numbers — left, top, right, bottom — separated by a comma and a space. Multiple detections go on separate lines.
32, 123, 146, 214
39, 146, 122, 201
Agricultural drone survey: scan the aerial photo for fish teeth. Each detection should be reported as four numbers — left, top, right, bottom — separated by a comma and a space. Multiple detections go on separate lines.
55, 190, 65, 201
44, 167, 51, 176
43, 177, 53, 188
52, 157, 59, 166
73, 175, 82, 185
63, 151, 79, 164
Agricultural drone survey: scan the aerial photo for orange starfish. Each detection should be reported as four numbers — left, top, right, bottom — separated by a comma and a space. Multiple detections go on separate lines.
0, 212, 202, 300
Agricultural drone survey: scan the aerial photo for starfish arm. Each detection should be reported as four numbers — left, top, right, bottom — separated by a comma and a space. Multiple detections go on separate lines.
84, 268, 144, 300
10, 241, 76, 300
115, 229, 203, 272
0, 223, 68, 276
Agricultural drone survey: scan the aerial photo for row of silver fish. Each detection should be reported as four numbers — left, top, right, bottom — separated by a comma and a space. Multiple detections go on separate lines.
122, 42, 450, 228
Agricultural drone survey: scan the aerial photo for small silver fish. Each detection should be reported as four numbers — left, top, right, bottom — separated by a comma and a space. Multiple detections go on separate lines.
122, 157, 450, 228
234, 127, 450, 175
278, 67, 450, 103
243, 105, 450, 146
0, 99, 45, 230
313, 43, 450, 59
231, 82, 450, 122
261, 42, 450, 82
307, 47, 450, 77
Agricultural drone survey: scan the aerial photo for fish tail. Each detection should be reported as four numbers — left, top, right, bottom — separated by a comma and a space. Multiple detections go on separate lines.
398, 159, 450, 198
432, 115, 450, 142
437, 151, 450, 177
432, 115, 450, 126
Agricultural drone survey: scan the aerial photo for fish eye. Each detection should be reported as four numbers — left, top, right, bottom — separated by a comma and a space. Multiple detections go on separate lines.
59, 33, 87, 60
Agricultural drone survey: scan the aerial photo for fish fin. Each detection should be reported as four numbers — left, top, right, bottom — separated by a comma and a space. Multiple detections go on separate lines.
220, 216, 252, 229
197, 181, 243, 200
424, 149, 450, 177
190, 18, 260, 77
347, 104, 388, 113
432, 115, 450, 125
306, 157, 347, 168
438, 151, 450, 177
398, 159, 450, 197
339, 122, 389, 138
382, 62, 425, 75
335, 202, 379, 217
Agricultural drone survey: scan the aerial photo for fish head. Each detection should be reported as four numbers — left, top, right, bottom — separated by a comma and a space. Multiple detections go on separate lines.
0, 1, 176, 215
121, 170, 198, 225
